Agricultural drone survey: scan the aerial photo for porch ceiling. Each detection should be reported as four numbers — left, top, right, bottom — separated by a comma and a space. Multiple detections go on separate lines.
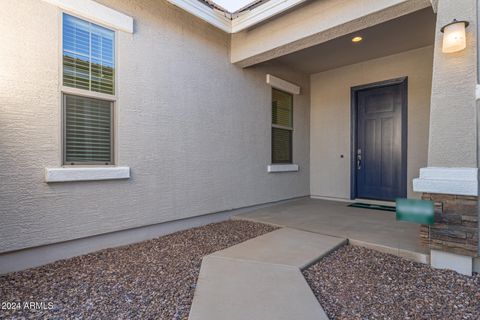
256, 8, 435, 74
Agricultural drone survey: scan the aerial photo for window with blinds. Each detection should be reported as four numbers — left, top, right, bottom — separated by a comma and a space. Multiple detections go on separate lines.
63, 14, 115, 94
64, 95, 113, 164
271, 88, 293, 163
62, 14, 115, 165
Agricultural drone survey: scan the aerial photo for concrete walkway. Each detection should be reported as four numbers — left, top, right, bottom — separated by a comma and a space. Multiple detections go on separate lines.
189, 228, 346, 320
235, 198, 429, 263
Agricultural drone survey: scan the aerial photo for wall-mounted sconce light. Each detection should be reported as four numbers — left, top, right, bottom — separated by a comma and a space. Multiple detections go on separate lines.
441, 19, 469, 53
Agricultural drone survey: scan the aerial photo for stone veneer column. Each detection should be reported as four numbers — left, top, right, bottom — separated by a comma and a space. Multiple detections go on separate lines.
419, 194, 478, 256
413, 0, 478, 276
414, 167, 478, 275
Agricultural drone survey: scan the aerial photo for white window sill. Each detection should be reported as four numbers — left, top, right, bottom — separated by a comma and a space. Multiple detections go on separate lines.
45, 167, 130, 183
412, 167, 478, 196
267, 164, 299, 173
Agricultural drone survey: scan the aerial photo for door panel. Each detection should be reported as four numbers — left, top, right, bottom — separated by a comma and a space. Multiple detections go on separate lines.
355, 82, 405, 201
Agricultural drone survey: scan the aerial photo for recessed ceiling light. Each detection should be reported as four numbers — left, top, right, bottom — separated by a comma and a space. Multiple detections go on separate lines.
352, 36, 363, 43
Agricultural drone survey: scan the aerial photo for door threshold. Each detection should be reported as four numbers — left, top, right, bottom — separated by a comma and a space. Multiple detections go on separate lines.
354, 199, 395, 206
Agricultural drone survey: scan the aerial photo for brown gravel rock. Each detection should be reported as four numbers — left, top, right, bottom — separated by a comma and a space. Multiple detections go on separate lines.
303, 245, 480, 320
0, 220, 277, 320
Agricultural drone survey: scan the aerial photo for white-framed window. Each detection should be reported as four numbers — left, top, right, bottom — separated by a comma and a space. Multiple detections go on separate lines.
62, 13, 116, 165
271, 88, 293, 164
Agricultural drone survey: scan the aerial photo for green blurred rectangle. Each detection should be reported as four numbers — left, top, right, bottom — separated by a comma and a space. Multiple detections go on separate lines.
396, 198, 434, 225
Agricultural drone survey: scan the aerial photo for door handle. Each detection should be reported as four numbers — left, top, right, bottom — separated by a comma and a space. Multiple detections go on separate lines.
357, 148, 362, 170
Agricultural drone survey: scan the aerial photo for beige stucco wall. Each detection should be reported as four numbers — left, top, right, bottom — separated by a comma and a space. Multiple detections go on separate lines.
0, 0, 310, 253
427, 0, 477, 167
310, 46, 433, 200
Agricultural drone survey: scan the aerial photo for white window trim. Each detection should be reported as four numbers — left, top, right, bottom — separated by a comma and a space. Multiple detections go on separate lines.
60, 11, 118, 95
61, 86, 117, 102
270, 82, 295, 166
59, 12, 118, 103
266, 74, 300, 95
42, 0, 133, 33
413, 167, 478, 196
45, 167, 130, 183
267, 164, 299, 173
60, 12, 118, 166
53, 12, 123, 177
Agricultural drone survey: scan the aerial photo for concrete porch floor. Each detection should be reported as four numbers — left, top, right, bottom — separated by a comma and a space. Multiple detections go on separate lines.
235, 198, 429, 263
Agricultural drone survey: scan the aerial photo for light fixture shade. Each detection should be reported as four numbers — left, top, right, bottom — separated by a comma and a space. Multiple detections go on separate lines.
352, 36, 363, 43
441, 20, 468, 53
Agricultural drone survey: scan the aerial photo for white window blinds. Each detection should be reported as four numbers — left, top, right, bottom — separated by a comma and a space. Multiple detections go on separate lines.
63, 13, 115, 95
62, 14, 115, 165
272, 88, 293, 164
64, 94, 113, 164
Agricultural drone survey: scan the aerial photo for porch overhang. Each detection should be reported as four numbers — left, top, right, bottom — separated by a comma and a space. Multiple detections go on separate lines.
167, 0, 436, 68
231, 0, 434, 67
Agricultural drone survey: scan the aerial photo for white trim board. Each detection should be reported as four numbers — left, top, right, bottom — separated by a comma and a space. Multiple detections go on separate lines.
167, 0, 306, 33
266, 74, 300, 94
45, 167, 130, 182
413, 167, 478, 196
168, 0, 231, 33
267, 164, 299, 172
231, 0, 307, 33
429, 0, 438, 13
42, 0, 134, 33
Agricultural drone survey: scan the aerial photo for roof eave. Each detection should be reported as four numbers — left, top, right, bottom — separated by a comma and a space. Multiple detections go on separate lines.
167, 0, 307, 33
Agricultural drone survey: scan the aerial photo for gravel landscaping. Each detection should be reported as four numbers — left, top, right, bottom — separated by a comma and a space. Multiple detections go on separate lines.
0, 220, 276, 320
303, 245, 480, 320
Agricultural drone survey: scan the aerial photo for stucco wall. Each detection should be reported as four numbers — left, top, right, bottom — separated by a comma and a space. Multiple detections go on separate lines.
428, 0, 477, 167
0, 0, 310, 253
310, 46, 433, 200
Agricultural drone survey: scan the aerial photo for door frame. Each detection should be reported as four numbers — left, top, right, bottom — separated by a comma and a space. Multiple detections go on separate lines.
350, 77, 408, 200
